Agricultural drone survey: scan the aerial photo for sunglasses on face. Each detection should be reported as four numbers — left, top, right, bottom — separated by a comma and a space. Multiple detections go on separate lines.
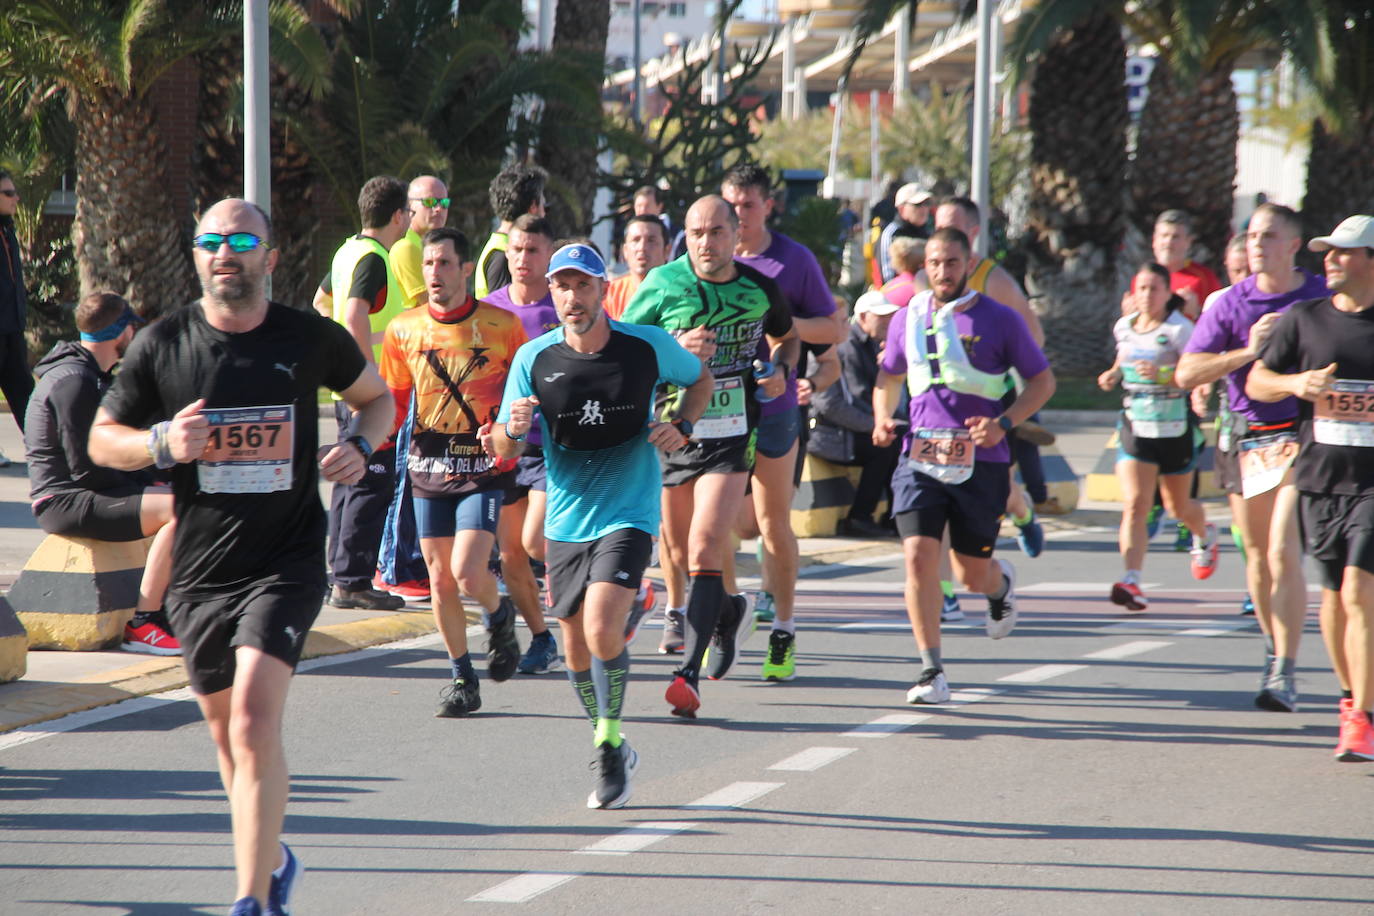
412, 196, 450, 208
0, 189, 17, 198
192, 232, 268, 253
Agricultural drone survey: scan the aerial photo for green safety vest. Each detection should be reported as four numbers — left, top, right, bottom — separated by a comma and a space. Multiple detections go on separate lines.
330, 234, 404, 362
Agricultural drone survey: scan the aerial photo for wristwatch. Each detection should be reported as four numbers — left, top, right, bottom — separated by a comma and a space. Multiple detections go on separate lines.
997, 416, 1014, 434
344, 434, 373, 461
670, 416, 695, 438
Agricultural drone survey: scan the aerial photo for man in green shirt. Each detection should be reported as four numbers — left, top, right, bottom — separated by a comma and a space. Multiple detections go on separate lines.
621, 195, 798, 717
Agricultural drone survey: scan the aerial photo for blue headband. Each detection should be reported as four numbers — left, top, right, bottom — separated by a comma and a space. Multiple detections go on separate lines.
80, 307, 141, 343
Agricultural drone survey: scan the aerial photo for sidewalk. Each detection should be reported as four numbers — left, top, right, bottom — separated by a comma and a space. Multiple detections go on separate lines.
0, 413, 1124, 734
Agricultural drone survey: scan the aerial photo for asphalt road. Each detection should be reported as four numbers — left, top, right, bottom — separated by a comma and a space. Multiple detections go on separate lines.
4, 525, 1373, 915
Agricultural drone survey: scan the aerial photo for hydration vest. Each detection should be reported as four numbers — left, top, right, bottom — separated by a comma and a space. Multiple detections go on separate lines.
905, 290, 1008, 401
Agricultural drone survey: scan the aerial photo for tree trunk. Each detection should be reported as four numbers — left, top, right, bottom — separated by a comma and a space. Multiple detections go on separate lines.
71, 89, 195, 318
536, 0, 610, 236
1022, 11, 1129, 377
194, 42, 321, 310
1301, 114, 1374, 262
1130, 61, 1237, 270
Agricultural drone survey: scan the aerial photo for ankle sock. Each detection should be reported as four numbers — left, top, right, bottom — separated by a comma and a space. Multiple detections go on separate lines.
1012, 509, 1033, 527
1122, 569, 1141, 587
772, 618, 796, 635
450, 654, 476, 682
1276, 657, 1295, 677
594, 717, 622, 748
920, 646, 943, 671
940, 580, 955, 599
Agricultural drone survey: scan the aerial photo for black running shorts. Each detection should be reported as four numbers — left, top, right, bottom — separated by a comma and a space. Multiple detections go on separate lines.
891, 459, 1011, 559
33, 486, 147, 542
661, 432, 756, 488
167, 576, 325, 695
545, 527, 652, 620
1299, 490, 1374, 590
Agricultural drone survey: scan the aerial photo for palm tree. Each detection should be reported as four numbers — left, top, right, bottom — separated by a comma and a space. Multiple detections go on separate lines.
536, 0, 611, 235
1299, 3, 1374, 246
1008, 9, 1129, 376
0, 1, 248, 317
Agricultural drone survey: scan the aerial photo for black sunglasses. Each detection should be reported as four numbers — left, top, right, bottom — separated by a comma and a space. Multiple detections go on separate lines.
411, 196, 451, 208
192, 232, 268, 253
0, 189, 17, 198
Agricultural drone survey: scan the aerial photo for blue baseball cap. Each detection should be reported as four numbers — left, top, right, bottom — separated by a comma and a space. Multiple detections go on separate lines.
546, 243, 607, 279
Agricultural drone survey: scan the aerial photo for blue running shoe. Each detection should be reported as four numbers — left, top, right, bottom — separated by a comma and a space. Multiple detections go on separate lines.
941, 593, 965, 622
1174, 522, 1191, 552
1145, 503, 1163, 540
266, 842, 301, 915
516, 630, 561, 674
1014, 513, 1044, 559
1240, 594, 1255, 616
753, 590, 776, 624
231, 897, 263, 916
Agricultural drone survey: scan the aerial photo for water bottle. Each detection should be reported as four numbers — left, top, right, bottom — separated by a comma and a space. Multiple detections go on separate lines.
753, 359, 780, 403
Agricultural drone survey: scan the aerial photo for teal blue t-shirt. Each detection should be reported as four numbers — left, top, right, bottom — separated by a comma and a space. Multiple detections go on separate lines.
498, 319, 702, 542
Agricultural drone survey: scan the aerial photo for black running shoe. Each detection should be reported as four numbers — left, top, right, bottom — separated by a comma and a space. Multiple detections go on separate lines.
588, 740, 637, 809
706, 593, 755, 680
485, 597, 520, 682
436, 677, 481, 717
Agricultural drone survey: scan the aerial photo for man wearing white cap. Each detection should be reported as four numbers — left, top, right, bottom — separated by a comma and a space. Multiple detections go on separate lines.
877, 183, 933, 285
1248, 214, 1374, 762
491, 242, 711, 808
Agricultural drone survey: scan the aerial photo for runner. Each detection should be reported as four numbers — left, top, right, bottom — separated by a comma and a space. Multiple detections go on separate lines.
721, 163, 842, 682
89, 199, 393, 916
380, 227, 528, 716
491, 242, 710, 807
484, 215, 564, 675
621, 194, 798, 717
872, 227, 1054, 705
1248, 214, 1374, 761
604, 214, 669, 320
1099, 262, 1219, 610
1175, 203, 1326, 709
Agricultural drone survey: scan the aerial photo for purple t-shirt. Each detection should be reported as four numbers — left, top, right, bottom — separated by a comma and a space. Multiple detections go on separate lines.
1184, 269, 1327, 424
485, 285, 559, 447
737, 232, 835, 417
880, 294, 1049, 464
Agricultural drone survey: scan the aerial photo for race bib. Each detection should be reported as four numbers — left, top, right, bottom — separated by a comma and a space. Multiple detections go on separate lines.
1313, 379, 1374, 447
1126, 389, 1187, 439
908, 428, 975, 484
197, 405, 294, 494
695, 374, 747, 440
1239, 431, 1298, 499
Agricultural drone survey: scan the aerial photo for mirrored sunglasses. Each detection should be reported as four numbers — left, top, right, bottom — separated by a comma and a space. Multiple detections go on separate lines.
192, 232, 268, 253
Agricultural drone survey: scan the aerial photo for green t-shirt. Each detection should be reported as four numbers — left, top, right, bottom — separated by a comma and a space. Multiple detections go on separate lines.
621, 255, 793, 432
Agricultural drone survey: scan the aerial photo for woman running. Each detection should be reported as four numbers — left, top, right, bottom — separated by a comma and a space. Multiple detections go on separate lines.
1098, 262, 1219, 610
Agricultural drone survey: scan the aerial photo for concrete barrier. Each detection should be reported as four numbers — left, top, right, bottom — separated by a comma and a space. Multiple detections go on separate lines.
1085, 425, 1225, 503
0, 596, 25, 682
791, 454, 886, 537
7, 534, 152, 650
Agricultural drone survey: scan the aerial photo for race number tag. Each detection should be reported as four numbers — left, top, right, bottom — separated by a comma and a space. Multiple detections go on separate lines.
908, 428, 975, 484
197, 405, 294, 494
1313, 379, 1374, 447
1126, 389, 1187, 439
695, 375, 747, 440
1239, 431, 1299, 499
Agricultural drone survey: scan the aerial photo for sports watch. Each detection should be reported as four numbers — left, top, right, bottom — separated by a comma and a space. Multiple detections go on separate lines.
997, 416, 1014, 434
345, 434, 373, 461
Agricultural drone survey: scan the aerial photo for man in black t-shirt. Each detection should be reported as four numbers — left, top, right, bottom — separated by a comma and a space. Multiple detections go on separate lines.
90, 199, 393, 916
1249, 214, 1374, 764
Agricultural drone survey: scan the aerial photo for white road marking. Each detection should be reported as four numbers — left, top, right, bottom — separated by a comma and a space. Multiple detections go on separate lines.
574, 821, 696, 856
1175, 623, 1252, 637
1018, 581, 1164, 592
0, 688, 196, 753
1083, 640, 1173, 660
466, 872, 580, 903
948, 688, 1003, 704
998, 664, 1088, 683
768, 747, 857, 772
683, 781, 784, 809
842, 713, 931, 737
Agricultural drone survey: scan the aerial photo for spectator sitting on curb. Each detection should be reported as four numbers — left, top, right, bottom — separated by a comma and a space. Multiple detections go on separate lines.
809, 290, 903, 539
25, 292, 179, 654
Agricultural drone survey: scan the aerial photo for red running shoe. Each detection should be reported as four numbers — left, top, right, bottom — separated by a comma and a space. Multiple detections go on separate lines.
123, 617, 181, 656
1110, 582, 1148, 611
374, 574, 430, 599
665, 670, 700, 719
1338, 707, 1374, 762
1190, 524, 1219, 580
